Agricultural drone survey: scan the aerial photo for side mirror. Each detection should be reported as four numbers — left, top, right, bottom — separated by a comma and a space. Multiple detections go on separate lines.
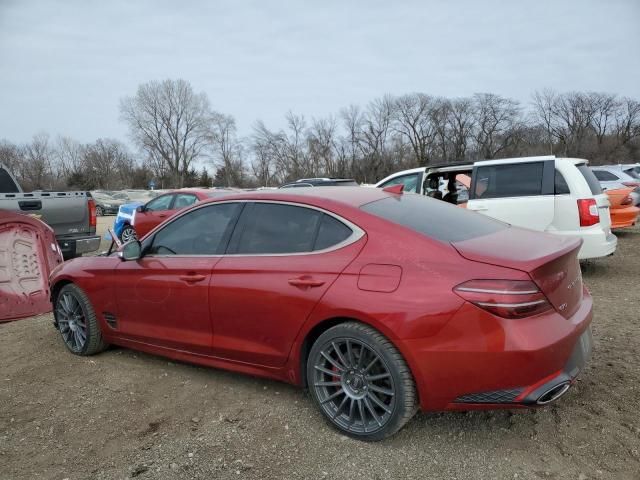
136, 205, 145, 213
120, 240, 142, 261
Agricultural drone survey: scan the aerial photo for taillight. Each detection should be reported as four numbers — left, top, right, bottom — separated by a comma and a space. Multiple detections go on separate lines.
454, 279, 552, 319
88, 198, 97, 228
577, 198, 599, 227
622, 181, 640, 188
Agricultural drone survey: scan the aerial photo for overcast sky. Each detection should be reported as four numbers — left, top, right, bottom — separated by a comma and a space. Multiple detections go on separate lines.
0, 0, 639, 145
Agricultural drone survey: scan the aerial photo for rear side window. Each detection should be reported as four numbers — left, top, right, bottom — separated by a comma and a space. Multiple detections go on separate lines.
0, 168, 19, 193
149, 203, 241, 255
473, 162, 544, 199
623, 168, 640, 179
173, 194, 198, 209
146, 194, 174, 211
592, 170, 619, 181
555, 170, 570, 195
361, 194, 507, 243
231, 203, 354, 254
577, 165, 603, 194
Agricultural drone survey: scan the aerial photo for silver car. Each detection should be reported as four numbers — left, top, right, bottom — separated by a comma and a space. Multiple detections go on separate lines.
591, 165, 640, 206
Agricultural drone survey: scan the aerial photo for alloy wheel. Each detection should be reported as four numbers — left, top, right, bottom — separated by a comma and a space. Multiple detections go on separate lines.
312, 338, 395, 434
121, 226, 137, 243
55, 292, 88, 352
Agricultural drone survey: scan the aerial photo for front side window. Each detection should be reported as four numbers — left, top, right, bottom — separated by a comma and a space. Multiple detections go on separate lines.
592, 170, 619, 182
473, 162, 544, 199
379, 173, 420, 193
231, 203, 353, 254
149, 203, 241, 255
145, 194, 174, 212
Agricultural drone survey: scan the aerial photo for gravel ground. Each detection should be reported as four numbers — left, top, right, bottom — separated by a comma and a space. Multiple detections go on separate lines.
0, 219, 639, 480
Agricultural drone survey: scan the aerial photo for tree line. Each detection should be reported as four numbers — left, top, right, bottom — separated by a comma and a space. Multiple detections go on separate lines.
2, 79, 639, 191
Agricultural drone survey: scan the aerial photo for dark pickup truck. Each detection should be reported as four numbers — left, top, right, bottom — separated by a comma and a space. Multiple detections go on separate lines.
0, 164, 100, 259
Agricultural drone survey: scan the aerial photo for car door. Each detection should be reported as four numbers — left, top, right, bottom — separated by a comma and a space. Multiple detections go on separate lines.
133, 193, 176, 238
467, 159, 555, 232
211, 201, 365, 367
114, 202, 243, 355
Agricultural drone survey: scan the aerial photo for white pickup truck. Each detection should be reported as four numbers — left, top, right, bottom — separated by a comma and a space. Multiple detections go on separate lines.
375, 155, 616, 260
0, 164, 100, 259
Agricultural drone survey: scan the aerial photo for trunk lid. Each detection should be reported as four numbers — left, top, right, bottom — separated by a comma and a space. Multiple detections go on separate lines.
452, 227, 583, 318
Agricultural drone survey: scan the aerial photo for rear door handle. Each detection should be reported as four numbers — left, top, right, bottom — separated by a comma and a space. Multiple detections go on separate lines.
179, 273, 206, 283
288, 277, 325, 288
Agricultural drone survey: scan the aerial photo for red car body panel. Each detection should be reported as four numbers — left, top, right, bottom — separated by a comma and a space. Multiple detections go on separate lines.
49, 187, 592, 411
1, 211, 63, 321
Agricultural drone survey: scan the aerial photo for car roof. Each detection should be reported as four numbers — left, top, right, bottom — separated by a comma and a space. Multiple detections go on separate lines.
199, 186, 391, 209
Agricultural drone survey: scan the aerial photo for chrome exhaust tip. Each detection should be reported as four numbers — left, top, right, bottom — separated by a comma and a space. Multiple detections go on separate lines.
536, 381, 571, 405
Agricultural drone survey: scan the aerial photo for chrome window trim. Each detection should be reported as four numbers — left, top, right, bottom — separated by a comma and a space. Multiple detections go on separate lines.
144, 199, 365, 258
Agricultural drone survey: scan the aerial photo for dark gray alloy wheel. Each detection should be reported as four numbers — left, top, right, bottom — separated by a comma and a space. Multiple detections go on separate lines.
120, 225, 137, 243
307, 322, 417, 441
54, 284, 108, 356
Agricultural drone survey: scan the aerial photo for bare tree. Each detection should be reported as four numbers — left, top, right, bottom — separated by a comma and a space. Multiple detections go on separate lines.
472, 93, 523, 159
21, 133, 53, 190
119, 79, 214, 187
392, 93, 437, 165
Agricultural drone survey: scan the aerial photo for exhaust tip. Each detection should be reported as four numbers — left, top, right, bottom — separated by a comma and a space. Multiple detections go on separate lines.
536, 381, 571, 405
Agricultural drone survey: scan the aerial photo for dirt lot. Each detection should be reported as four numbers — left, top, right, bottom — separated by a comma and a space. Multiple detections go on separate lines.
1, 217, 639, 480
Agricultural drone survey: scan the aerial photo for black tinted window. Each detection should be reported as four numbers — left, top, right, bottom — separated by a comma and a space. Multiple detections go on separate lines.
149, 203, 241, 255
555, 170, 570, 194
314, 215, 352, 250
592, 170, 619, 181
0, 168, 19, 193
234, 203, 322, 254
577, 165, 602, 194
361, 194, 507, 243
473, 162, 544, 199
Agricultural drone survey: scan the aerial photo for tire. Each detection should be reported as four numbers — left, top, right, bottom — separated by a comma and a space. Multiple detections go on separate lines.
95, 206, 104, 216
54, 283, 108, 356
306, 321, 417, 441
120, 225, 137, 243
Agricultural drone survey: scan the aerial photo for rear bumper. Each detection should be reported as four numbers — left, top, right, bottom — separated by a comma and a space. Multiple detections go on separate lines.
57, 235, 101, 258
405, 288, 593, 411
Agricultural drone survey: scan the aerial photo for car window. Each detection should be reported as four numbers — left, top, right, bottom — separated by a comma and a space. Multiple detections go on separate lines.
149, 203, 242, 255
623, 168, 640, 180
577, 165, 603, 195
361, 194, 507, 243
313, 214, 353, 250
146, 194, 174, 212
379, 173, 420, 193
555, 170, 570, 195
0, 168, 20, 193
473, 162, 544, 199
233, 203, 323, 254
592, 170, 619, 181
173, 194, 198, 209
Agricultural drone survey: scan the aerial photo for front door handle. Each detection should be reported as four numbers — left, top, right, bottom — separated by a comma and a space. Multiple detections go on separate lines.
179, 273, 206, 283
288, 276, 325, 288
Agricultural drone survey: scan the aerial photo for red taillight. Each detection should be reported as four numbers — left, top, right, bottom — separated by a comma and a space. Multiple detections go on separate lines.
622, 181, 640, 188
577, 198, 599, 227
88, 198, 97, 228
454, 279, 553, 319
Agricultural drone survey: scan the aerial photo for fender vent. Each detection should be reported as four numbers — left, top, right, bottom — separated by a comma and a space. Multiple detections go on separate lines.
103, 312, 117, 329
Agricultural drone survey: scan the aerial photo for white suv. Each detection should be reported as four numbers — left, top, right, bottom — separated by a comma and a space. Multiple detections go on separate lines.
375, 156, 617, 260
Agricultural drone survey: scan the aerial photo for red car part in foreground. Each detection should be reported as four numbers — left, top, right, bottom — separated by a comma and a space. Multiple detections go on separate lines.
49, 187, 592, 441
1, 211, 63, 321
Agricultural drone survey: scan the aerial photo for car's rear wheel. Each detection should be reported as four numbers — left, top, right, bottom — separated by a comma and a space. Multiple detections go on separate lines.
307, 322, 417, 441
54, 284, 108, 356
120, 225, 137, 243
95, 206, 104, 216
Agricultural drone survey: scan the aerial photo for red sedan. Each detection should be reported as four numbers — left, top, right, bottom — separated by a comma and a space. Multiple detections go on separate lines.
49, 187, 593, 440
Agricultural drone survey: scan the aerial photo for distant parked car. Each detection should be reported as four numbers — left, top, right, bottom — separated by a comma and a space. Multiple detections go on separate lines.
590, 166, 640, 206
376, 156, 616, 260
90, 191, 124, 216
113, 189, 232, 242
605, 187, 640, 230
279, 178, 359, 188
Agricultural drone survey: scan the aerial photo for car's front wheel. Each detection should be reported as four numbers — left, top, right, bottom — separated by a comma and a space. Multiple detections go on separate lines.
120, 225, 137, 243
54, 283, 108, 356
307, 322, 417, 441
